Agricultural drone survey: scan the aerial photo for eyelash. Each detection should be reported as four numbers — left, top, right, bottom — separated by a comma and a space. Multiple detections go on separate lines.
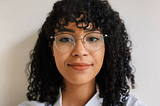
87, 37, 99, 42
59, 38, 73, 42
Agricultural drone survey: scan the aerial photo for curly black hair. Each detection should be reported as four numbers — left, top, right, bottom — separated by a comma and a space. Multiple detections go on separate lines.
26, 0, 135, 106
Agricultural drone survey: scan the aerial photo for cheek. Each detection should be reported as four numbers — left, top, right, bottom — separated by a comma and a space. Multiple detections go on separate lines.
95, 46, 105, 60
53, 45, 66, 70
54, 53, 67, 78
53, 47, 73, 78
94, 47, 105, 69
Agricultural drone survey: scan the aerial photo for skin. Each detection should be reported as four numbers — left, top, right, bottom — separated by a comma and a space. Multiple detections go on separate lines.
52, 22, 105, 106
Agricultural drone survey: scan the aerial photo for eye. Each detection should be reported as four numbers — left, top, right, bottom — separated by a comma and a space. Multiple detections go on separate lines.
88, 37, 99, 42
59, 37, 73, 42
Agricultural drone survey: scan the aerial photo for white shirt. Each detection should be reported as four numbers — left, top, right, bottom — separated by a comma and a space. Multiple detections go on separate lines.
18, 86, 146, 106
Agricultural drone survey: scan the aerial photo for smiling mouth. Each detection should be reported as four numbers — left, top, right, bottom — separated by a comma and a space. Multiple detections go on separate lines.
68, 63, 92, 71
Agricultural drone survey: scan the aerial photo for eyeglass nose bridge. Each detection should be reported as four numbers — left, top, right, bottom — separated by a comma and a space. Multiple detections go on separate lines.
75, 36, 83, 40
72, 36, 88, 52
74, 36, 86, 45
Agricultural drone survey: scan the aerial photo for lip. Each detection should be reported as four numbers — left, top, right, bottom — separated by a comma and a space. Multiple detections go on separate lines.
68, 63, 92, 71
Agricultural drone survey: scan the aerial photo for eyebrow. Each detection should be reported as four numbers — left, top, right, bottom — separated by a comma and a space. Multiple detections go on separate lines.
84, 28, 101, 32
57, 28, 100, 33
57, 28, 75, 33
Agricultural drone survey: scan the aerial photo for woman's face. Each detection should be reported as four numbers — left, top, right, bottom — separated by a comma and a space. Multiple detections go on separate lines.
52, 22, 105, 85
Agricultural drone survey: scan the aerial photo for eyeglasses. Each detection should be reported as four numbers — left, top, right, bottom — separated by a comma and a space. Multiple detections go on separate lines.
50, 32, 107, 52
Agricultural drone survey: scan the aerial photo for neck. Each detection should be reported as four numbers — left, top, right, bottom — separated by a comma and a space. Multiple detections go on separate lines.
62, 79, 96, 106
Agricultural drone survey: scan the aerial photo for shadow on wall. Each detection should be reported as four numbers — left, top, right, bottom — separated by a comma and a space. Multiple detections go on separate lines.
2, 32, 38, 106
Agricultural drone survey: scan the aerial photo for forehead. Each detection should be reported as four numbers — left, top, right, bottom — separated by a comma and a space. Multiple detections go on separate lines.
65, 22, 93, 30
55, 22, 101, 33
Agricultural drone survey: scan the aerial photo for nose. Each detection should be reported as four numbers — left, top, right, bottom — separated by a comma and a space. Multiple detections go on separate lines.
71, 37, 89, 57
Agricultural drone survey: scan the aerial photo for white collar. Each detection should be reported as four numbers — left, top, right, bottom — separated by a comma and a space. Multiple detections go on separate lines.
54, 84, 103, 106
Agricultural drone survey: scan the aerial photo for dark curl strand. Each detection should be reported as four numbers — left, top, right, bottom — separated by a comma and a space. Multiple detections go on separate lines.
26, 0, 135, 106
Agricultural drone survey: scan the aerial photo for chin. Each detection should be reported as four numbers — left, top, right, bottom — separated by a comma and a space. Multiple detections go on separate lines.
64, 76, 95, 85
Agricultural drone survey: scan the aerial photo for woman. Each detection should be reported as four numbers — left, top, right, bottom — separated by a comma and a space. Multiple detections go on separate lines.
19, 0, 146, 106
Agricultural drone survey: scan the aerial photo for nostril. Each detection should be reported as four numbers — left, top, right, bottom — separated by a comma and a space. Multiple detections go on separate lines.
74, 54, 78, 56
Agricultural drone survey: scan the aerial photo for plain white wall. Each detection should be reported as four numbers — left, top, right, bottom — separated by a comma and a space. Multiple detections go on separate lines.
0, 0, 159, 106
